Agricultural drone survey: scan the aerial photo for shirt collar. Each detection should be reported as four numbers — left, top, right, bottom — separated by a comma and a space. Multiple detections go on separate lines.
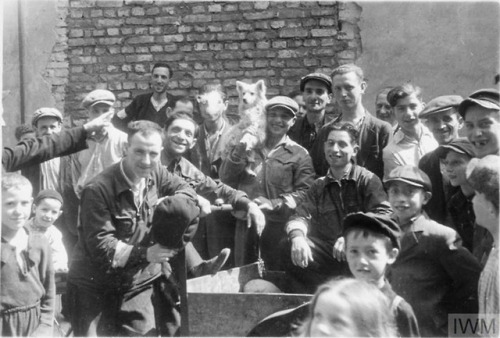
325, 162, 355, 183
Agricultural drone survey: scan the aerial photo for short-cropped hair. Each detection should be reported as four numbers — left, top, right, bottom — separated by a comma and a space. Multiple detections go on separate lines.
14, 124, 36, 141
127, 120, 164, 144
322, 122, 359, 145
164, 112, 199, 139
152, 62, 173, 78
467, 155, 499, 215
387, 83, 423, 107
2, 173, 33, 193
331, 64, 364, 82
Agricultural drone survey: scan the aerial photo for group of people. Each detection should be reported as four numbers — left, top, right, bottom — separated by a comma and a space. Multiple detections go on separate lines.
1, 61, 499, 337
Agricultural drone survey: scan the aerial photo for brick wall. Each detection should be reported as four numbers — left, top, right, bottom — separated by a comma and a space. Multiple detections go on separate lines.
60, 0, 362, 120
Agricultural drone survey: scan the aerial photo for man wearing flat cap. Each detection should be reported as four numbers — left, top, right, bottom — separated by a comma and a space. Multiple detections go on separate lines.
73, 89, 128, 198
310, 64, 393, 179
112, 62, 179, 132
288, 72, 335, 153
418, 95, 464, 224
459, 88, 500, 158
220, 96, 315, 269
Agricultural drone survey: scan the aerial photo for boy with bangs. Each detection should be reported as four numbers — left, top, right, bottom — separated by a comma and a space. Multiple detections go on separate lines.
284, 122, 391, 294
383, 84, 438, 178
384, 165, 482, 337
343, 212, 419, 337
1, 173, 55, 336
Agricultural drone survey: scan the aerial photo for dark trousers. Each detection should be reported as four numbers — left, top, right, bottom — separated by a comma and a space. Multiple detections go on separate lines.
67, 276, 180, 337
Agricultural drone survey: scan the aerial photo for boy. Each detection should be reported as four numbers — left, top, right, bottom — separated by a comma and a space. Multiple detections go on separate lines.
284, 122, 391, 293
383, 84, 438, 178
466, 155, 499, 317
1, 173, 55, 336
25, 189, 69, 272
439, 138, 493, 264
384, 165, 482, 337
343, 211, 419, 337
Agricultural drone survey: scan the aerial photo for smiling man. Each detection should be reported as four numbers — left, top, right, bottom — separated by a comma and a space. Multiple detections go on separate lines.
418, 95, 464, 224
288, 73, 334, 153
112, 63, 179, 132
459, 88, 500, 158
310, 64, 392, 179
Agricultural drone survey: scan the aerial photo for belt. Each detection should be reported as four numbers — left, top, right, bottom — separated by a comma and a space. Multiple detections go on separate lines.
1, 299, 40, 315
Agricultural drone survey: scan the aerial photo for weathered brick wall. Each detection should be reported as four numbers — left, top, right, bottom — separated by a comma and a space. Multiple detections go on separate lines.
61, 0, 362, 120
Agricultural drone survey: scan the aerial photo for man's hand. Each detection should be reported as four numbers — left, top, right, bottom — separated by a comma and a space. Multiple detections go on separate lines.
253, 196, 274, 212
332, 236, 346, 262
146, 244, 178, 263
291, 236, 313, 268
246, 202, 266, 235
197, 195, 212, 217
83, 111, 113, 136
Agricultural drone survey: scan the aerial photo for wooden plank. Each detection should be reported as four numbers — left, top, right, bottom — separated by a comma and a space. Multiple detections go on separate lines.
187, 263, 261, 293
187, 292, 312, 337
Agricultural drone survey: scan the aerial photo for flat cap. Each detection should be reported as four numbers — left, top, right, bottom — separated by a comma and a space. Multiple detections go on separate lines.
34, 189, 63, 206
151, 195, 200, 249
343, 212, 402, 250
437, 137, 476, 159
81, 89, 116, 110
458, 88, 500, 117
265, 96, 299, 117
299, 73, 332, 93
384, 165, 432, 192
31, 107, 63, 127
420, 95, 463, 119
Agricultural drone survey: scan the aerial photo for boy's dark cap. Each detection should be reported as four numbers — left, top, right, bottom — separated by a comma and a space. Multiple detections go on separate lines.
34, 189, 63, 206
266, 96, 299, 117
299, 73, 332, 93
31, 108, 63, 127
384, 165, 432, 191
458, 88, 500, 117
420, 95, 463, 119
343, 212, 402, 250
151, 195, 200, 249
437, 138, 476, 159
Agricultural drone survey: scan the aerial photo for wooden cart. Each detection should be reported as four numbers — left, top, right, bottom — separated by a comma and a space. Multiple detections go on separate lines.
185, 262, 312, 337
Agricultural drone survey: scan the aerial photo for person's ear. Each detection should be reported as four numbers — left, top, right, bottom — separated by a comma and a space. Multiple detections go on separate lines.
457, 115, 464, 130
352, 144, 360, 156
422, 191, 432, 205
360, 81, 367, 94
387, 247, 399, 265
290, 116, 297, 127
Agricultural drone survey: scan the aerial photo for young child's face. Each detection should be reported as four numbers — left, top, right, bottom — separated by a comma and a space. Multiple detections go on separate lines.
441, 151, 471, 187
387, 181, 430, 224
345, 230, 398, 287
393, 93, 424, 136
324, 130, 358, 170
33, 198, 63, 229
310, 289, 359, 337
464, 106, 500, 158
163, 118, 197, 156
197, 91, 227, 122
2, 186, 33, 232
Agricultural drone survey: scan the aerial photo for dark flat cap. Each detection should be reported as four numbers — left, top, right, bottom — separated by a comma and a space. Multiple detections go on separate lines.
384, 165, 432, 192
437, 137, 476, 159
343, 212, 402, 249
266, 96, 299, 117
151, 195, 200, 249
299, 73, 332, 93
420, 95, 463, 119
458, 88, 500, 117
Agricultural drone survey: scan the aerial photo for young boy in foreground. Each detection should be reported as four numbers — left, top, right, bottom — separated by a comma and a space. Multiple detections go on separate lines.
1, 173, 55, 336
384, 165, 482, 337
343, 211, 420, 337
466, 154, 499, 317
